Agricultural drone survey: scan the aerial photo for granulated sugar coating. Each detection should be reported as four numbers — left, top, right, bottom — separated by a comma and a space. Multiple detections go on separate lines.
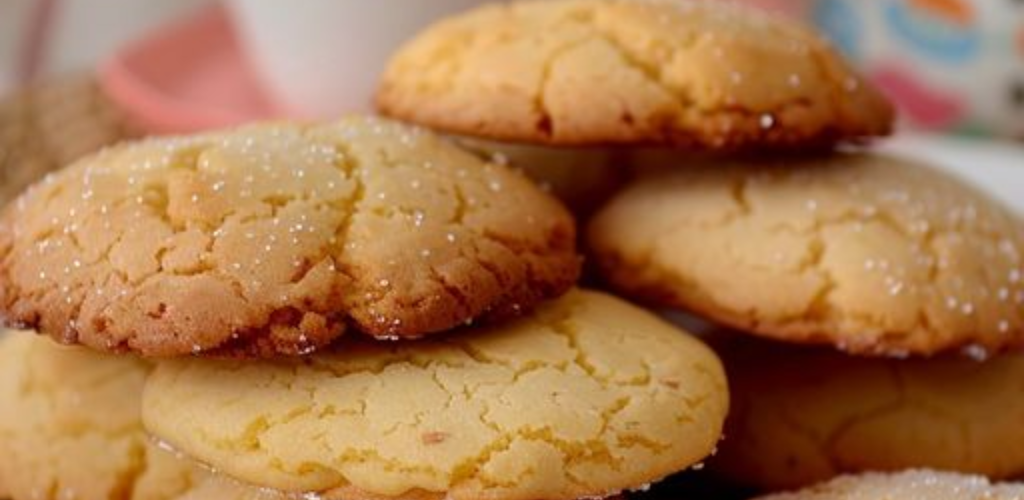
589, 153, 1024, 356
0, 116, 579, 357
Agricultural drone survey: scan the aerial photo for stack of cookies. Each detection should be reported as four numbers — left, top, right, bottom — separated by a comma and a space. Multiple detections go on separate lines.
376, 0, 1024, 499
0, 116, 727, 500
1, 1, 1023, 500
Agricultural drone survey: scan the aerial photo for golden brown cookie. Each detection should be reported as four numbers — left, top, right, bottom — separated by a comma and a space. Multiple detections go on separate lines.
754, 470, 1024, 500
142, 290, 728, 500
377, 0, 893, 150
708, 334, 1024, 490
588, 153, 1024, 356
0, 116, 579, 357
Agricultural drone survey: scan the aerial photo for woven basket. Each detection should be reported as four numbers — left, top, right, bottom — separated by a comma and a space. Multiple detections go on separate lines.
0, 76, 139, 205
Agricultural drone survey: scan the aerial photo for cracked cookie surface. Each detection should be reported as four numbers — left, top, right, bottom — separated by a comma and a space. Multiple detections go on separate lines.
376, 0, 893, 150
0, 332, 197, 500
0, 331, 475, 500
0, 116, 579, 357
754, 470, 1024, 500
141, 289, 728, 500
588, 153, 1024, 356
709, 335, 1024, 490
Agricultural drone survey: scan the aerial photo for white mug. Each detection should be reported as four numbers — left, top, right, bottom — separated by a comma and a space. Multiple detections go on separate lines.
226, 0, 488, 118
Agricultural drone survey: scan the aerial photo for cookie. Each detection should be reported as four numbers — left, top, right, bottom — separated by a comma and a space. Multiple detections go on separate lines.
0, 116, 579, 357
588, 153, 1024, 356
0, 332, 198, 500
754, 470, 1024, 500
142, 289, 728, 500
376, 0, 894, 150
0, 331, 466, 500
708, 335, 1024, 490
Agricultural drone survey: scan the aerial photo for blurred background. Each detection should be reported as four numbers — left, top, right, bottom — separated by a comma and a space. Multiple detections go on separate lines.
0, 0, 209, 94
2, 0, 1023, 138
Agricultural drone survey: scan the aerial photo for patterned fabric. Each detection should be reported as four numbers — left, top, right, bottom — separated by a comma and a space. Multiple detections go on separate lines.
813, 0, 1024, 138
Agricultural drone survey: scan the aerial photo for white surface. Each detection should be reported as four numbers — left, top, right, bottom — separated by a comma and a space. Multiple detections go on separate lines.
881, 133, 1024, 215
225, 0, 488, 117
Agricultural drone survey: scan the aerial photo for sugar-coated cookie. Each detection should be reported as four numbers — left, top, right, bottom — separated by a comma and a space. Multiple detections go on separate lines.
588, 153, 1024, 356
142, 290, 728, 500
754, 470, 1024, 500
0, 116, 579, 357
0, 332, 197, 500
377, 0, 893, 150
709, 335, 1024, 490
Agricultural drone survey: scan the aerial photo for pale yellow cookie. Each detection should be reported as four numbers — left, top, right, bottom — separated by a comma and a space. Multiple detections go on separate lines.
377, 0, 893, 150
1, 331, 592, 500
0, 331, 523, 500
755, 470, 1024, 500
0, 332, 196, 500
588, 153, 1024, 356
709, 335, 1024, 490
0, 116, 579, 357
142, 289, 728, 500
